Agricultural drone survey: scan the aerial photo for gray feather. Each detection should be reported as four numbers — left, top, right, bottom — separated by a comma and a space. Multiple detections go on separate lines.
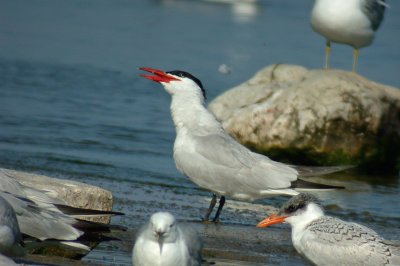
298, 216, 400, 265
362, 0, 386, 31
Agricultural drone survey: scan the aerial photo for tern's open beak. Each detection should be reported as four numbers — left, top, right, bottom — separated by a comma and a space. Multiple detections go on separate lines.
256, 214, 288, 228
139, 67, 180, 83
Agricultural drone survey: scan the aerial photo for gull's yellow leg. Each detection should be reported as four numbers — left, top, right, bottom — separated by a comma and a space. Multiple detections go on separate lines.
352, 48, 359, 72
324, 40, 331, 69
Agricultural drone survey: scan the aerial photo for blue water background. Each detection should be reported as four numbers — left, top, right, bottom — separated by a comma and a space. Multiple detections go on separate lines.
0, 0, 399, 265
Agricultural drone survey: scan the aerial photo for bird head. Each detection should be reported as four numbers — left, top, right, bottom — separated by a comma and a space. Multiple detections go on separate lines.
139, 67, 206, 100
149, 212, 178, 253
256, 193, 324, 228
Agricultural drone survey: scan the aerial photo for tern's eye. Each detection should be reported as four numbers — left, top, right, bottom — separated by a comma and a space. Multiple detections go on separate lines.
286, 205, 296, 213
170, 223, 175, 228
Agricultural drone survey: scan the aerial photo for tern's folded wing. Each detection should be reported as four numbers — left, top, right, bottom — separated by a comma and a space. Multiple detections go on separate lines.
298, 217, 394, 265
177, 133, 298, 190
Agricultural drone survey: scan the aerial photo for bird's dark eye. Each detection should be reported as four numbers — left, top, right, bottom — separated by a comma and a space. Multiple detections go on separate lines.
286, 205, 296, 213
170, 223, 174, 228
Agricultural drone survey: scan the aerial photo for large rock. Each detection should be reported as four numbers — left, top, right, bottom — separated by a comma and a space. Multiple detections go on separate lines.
209, 64, 400, 172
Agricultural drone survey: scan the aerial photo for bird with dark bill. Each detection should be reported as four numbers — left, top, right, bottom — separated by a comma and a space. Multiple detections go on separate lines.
311, 0, 386, 71
140, 67, 349, 222
132, 212, 202, 266
257, 193, 400, 266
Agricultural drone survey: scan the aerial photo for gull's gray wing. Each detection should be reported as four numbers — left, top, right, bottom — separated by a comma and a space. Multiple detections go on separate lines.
0, 195, 21, 242
362, 0, 385, 31
297, 216, 398, 265
0, 191, 82, 241
174, 133, 298, 192
0, 169, 65, 211
179, 224, 202, 266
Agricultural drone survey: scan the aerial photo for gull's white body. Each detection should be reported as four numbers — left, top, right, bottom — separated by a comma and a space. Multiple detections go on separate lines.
311, 0, 384, 48
133, 228, 190, 266
132, 212, 202, 266
286, 203, 400, 266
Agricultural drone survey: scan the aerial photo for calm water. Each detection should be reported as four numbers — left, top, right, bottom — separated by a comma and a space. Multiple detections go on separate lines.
0, 0, 399, 265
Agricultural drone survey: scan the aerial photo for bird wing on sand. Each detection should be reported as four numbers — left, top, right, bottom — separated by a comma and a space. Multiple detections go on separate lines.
0, 191, 81, 241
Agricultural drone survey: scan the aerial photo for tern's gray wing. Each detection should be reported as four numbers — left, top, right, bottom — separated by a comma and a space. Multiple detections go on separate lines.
0, 191, 81, 241
179, 224, 202, 266
362, 0, 385, 31
297, 216, 399, 265
178, 133, 297, 190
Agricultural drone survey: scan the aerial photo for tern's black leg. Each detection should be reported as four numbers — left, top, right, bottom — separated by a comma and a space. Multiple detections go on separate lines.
202, 193, 217, 222
212, 196, 226, 223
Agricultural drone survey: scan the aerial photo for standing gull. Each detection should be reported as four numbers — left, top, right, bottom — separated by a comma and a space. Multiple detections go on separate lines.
132, 212, 202, 266
311, 0, 386, 71
140, 67, 348, 222
257, 193, 400, 266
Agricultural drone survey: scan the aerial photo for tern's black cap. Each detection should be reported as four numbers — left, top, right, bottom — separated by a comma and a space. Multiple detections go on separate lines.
279, 193, 320, 215
167, 70, 206, 99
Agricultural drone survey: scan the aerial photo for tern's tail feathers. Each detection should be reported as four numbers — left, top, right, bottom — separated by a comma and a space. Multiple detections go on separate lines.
292, 165, 355, 177
291, 179, 345, 191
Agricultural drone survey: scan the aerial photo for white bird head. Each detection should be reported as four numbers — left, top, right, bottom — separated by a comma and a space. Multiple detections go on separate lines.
257, 193, 324, 229
148, 212, 179, 244
140, 67, 206, 101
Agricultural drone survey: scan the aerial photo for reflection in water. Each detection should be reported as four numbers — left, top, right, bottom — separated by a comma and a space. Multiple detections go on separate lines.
206, 0, 260, 23
157, 0, 261, 23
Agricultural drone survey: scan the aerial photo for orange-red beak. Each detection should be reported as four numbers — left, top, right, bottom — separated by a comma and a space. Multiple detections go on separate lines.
256, 214, 288, 228
139, 67, 180, 83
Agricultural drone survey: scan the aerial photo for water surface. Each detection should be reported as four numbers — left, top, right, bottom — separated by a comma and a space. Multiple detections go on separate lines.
0, 0, 399, 265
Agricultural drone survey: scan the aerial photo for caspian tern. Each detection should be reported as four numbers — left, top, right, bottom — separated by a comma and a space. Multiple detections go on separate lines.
311, 0, 386, 71
0, 169, 125, 254
139, 67, 348, 222
257, 193, 400, 266
132, 212, 202, 266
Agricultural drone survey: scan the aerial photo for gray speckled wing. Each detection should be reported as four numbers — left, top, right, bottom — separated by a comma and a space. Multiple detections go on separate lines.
298, 216, 397, 265
362, 0, 385, 31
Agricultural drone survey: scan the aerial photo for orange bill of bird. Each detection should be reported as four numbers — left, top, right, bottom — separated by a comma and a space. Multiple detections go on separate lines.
256, 214, 288, 228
